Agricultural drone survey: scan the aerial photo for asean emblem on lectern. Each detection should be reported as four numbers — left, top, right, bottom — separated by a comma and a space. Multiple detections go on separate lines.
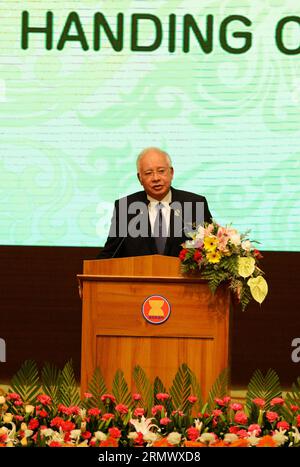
141, 295, 171, 325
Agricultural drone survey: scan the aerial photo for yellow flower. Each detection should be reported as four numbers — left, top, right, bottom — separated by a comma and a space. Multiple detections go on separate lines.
238, 257, 255, 278
206, 251, 222, 263
204, 236, 218, 252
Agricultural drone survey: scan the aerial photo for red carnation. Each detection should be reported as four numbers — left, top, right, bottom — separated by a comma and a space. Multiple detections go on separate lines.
179, 249, 188, 261
28, 418, 39, 430
186, 427, 200, 441
108, 427, 121, 439
193, 250, 202, 262
37, 394, 52, 406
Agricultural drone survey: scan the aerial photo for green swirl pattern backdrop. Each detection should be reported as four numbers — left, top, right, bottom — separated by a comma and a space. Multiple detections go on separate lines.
0, 1, 299, 250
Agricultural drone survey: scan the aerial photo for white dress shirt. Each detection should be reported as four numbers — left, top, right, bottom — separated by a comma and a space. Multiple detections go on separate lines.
147, 190, 172, 236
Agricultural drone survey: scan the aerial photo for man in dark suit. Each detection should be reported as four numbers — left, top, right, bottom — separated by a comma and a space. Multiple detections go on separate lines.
97, 147, 212, 259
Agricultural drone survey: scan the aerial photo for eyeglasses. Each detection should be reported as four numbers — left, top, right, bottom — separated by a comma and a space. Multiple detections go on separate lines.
142, 168, 170, 178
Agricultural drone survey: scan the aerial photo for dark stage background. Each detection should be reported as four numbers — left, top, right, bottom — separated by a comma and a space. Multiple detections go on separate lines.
0, 246, 299, 388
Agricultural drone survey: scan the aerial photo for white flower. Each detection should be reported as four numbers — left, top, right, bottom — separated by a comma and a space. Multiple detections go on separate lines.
289, 427, 300, 446
0, 396, 6, 405
247, 434, 260, 446
241, 240, 252, 251
40, 428, 54, 438
194, 419, 203, 432
272, 428, 288, 447
47, 431, 65, 445
94, 431, 107, 441
130, 416, 158, 435
79, 408, 86, 419
224, 433, 239, 444
70, 429, 81, 440
144, 432, 159, 445
199, 432, 216, 445
128, 432, 138, 440
167, 432, 182, 445
228, 229, 241, 246
24, 429, 34, 438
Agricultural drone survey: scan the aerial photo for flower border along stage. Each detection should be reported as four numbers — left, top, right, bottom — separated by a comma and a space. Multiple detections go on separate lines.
179, 220, 268, 311
0, 360, 300, 447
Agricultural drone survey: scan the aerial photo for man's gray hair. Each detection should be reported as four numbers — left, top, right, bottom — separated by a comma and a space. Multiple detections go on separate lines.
136, 147, 172, 172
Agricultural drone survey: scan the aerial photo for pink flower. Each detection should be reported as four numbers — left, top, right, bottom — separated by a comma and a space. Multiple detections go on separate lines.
156, 393, 170, 401
50, 416, 64, 428
214, 398, 225, 406
49, 441, 62, 447
151, 405, 164, 416
187, 427, 200, 441
212, 409, 223, 417
84, 392, 93, 399
160, 417, 172, 425
134, 408, 145, 417
61, 421, 75, 432
229, 426, 239, 434
82, 431, 92, 440
223, 396, 231, 404
28, 418, 39, 430
290, 405, 300, 412
14, 415, 24, 422
37, 409, 48, 418
266, 411, 279, 423
88, 408, 101, 417
234, 411, 248, 425
172, 410, 184, 416
270, 397, 284, 406
115, 404, 129, 414
101, 393, 116, 404
296, 415, 300, 427
236, 429, 248, 438
14, 401, 23, 406
37, 394, 52, 406
248, 424, 261, 435
132, 393, 142, 401
101, 413, 115, 421
277, 421, 289, 430
253, 398, 265, 408
6, 393, 21, 401
230, 403, 243, 411
188, 396, 198, 404
108, 427, 122, 439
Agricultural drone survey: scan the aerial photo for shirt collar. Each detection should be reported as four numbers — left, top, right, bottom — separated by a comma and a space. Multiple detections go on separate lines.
147, 190, 172, 206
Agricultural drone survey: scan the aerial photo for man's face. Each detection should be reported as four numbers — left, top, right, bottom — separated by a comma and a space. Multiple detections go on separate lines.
137, 150, 174, 200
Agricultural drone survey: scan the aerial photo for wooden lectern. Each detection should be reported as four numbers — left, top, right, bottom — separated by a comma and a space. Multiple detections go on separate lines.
78, 255, 231, 399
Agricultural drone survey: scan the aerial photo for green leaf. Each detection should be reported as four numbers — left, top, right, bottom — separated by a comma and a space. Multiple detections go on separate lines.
246, 369, 282, 418
10, 360, 40, 404
59, 360, 80, 407
87, 367, 108, 411
281, 376, 300, 423
190, 370, 203, 412
207, 368, 229, 410
112, 369, 132, 407
41, 362, 62, 407
169, 363, 191, 413
133, 365, 153, 415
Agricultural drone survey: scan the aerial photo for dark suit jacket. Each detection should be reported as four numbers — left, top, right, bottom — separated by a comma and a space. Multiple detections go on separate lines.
97, 187, 212, 259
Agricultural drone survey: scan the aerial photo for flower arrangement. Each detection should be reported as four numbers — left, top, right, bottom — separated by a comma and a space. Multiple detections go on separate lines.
0, 360, 299, 448
179, 220, 268, 310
